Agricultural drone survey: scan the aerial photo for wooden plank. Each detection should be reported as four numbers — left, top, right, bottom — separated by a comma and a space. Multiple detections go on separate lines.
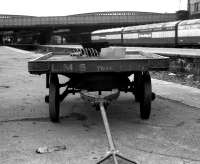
28, 51, 169, 74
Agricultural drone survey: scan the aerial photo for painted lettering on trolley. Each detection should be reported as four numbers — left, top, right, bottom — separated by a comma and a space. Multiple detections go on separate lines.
97, 65, 112, 72
63, 64, 73, 71
79, 64, 86, 72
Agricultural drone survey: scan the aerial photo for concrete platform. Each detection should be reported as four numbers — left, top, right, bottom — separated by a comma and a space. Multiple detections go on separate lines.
126, 47, 200, 58
1, 46, 200, 164
152, 79, 200, 109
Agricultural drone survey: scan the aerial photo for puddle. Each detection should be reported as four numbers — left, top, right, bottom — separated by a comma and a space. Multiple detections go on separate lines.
0, 85, 10, 89
69, 112, 87, 121
176, 121, 185, 127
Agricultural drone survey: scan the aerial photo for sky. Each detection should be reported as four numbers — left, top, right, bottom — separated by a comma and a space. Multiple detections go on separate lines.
0, 0, 188, 16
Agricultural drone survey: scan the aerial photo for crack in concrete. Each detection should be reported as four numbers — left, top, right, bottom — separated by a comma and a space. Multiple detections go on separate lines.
157, 95, 200, 111
130, 120, 177, 128
0, 116, 184, 130
0, 116, 181, 129
134, 147, 200, 162
0, 114, 87, 123
0, 117, 50, 123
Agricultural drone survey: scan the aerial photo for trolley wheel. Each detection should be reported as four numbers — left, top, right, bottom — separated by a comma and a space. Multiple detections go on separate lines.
49, 74, 60, 122
134, 71, 142, 102
140, 71, 152, 120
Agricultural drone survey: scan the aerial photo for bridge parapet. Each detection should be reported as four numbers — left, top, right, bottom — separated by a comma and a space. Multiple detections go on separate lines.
0, 12, 176, 29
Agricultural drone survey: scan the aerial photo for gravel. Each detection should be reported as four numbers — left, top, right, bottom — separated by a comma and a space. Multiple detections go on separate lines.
151, 71, 200, 89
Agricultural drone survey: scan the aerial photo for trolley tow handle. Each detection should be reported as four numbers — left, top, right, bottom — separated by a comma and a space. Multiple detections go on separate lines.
99, 101, 118, 164
80, 90, 137, 164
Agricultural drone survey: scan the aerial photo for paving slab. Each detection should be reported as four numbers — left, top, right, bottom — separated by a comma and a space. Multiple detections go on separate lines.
152, 79, 200, 109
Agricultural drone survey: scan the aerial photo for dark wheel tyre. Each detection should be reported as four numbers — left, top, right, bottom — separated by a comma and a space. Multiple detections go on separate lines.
134, 72, 143, 102
49, 74, 60, 122
140, 71, 152, 120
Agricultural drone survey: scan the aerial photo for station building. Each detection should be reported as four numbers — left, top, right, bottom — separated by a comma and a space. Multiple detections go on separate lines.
188, 0, 200, 18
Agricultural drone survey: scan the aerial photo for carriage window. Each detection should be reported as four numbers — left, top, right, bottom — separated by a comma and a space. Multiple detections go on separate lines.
194, 2, 200, 12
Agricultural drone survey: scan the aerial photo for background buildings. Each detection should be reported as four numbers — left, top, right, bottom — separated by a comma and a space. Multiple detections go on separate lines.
188, 0, 200, 18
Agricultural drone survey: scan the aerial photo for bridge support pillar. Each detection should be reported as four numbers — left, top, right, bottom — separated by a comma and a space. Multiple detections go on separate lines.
38, 30, 52, 45
13, 35, 18, 44
61, 36, 64, 44
0, 36, 3, 45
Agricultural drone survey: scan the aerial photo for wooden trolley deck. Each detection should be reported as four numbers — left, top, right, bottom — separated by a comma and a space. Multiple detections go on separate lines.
28, 51, 169, 74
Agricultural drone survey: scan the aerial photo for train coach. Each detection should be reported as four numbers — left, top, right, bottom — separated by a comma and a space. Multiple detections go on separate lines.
123, 21, 179, 47
178, 19, 200, 46
91, 27, 123, 45
90, 19, 200, 48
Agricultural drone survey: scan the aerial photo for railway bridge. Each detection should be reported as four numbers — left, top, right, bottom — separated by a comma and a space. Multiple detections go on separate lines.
0, 11, 177, 45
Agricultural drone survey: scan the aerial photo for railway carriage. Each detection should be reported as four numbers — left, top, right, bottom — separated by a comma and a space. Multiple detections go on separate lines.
178, 19, 200, 47
145, 21, 179, 46
123, 24, 151, 46
118, 21, 180, 46
90, 18, 200, 48
91, 21, 180, 47
91, 27, 123, 45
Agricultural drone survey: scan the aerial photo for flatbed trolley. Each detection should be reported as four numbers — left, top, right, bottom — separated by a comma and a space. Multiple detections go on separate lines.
28, 47, 169, 122
28, 47, 169, 163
